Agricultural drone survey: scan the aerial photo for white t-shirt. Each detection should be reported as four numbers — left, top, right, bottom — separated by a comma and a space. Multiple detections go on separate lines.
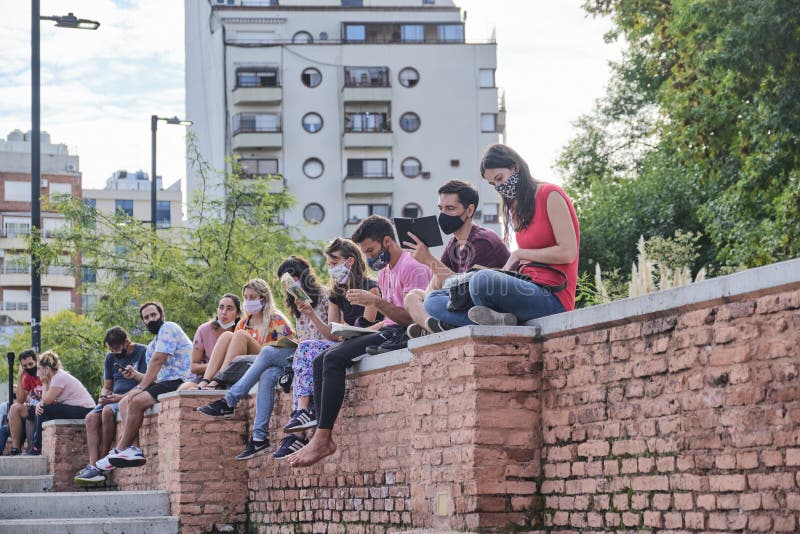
47, 370, 95, 409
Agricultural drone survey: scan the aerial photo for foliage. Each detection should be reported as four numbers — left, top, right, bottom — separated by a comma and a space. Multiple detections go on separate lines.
562, 0, 800, 280
2, 311, 105, 395
39, 137, 317, 343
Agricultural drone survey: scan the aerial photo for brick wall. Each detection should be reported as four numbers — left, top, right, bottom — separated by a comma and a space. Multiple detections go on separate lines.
42, 419, 87, 490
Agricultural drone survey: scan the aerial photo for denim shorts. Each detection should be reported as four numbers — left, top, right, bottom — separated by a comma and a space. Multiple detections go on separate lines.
90, 402, 120, 415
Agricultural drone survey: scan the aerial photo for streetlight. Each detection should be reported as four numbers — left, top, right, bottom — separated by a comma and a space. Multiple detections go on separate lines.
31, 3, 100, 351
151, 116, 192, 230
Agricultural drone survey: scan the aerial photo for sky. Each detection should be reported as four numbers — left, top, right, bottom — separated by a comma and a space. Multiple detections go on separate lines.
0, 0, 622, 191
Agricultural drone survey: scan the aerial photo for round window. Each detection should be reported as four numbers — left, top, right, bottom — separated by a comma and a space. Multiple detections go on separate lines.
303, 203, 325, 224
401, 157, 421, 178
301, 68, 322, 88
398, 67, 420, 88
302, 113, 323, 133
293, 31, 313, 44
303, 158, 324, 179
399, 112, 420, 133
402, 203, 422, 219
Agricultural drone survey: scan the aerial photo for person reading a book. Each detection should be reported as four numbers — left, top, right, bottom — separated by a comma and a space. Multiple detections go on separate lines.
196, 279, 290, 390
403, 179, 510, 337
178, 294, 241, 391
286, 215, 432, 468
425, 144, 579, 327
277, 239, 383, 459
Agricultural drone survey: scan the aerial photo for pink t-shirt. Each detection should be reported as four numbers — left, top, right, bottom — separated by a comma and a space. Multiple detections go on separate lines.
378, 250, 432, 326
48, 370, 95, 409
193, 321, 224, 364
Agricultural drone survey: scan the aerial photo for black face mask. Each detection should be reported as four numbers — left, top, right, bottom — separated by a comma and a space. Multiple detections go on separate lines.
111, 344, 127, 359
146, 318, 164, 335
23, 366, 37, 377
438, 210, 468, 235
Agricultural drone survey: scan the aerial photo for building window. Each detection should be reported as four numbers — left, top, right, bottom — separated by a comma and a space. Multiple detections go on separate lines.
156, 201, 171, 228
402, 203, 422, 218
234, 112, 280, 133
239, 158, 278, 177
347, 204, 390, 224
292, 31, 313, 44
49, 182, 72, 200
3, 181, 30, 202
347, 159, 389, 178
481, 113, 498, 132
345, 112, 390, 133
303, 158, 324, 179
303, 203, 325, 224
302, 112, 323, 133
479, 68, 495, 88
341, 0, 363, 5
398, 67, 419, 88
483, 203, 499, 223
400, 24, 424, 43
344, 67, 390, 87
115, 199, 133, 217
301, 67, 322, 88
399, 112, 421, 133
81, 266, 97, 283
344, 24, 366, 42
422, 0, 435, 4
236, 66, 279, 87
401, 157, 421, 177
437, 24, 464, 43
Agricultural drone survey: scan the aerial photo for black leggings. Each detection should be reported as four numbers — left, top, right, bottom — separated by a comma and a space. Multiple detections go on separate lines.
313, 328, 396, 430
32, 403, 92, 450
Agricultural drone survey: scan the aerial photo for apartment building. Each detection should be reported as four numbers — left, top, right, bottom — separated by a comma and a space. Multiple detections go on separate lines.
186, 0, 504, 244
0, 129, 81, 326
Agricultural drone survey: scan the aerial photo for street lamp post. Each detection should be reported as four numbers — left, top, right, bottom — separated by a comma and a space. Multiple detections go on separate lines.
31, 3, 99, 351
151, 116, 192, 230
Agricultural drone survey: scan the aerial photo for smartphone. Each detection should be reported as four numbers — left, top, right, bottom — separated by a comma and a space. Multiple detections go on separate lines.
115, 363, 127, 372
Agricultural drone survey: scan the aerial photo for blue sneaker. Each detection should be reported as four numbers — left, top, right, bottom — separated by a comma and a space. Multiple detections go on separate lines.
282, 409, 317, 433
272, 435, 308, 459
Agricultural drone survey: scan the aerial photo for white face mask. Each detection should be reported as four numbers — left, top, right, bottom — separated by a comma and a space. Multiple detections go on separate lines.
328, 261, 351, 284
243, 299, 264, 315
217, 318, 237, 329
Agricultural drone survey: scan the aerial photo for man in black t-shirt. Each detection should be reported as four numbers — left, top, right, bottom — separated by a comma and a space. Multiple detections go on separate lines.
403, 180, 509, 336
74, 327, 147, 485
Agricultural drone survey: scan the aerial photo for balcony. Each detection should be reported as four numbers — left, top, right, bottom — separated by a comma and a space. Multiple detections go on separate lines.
232, 86, 282, 105
0, 272, 29, 287
342, 86, 392, 102
343, 132, 392, 148
42, 272, 77, 289
232, 130, 283, 150
343, 176, 394, 196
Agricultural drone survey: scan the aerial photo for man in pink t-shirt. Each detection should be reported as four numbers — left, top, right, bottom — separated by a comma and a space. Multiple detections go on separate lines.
285, 215, 432, 469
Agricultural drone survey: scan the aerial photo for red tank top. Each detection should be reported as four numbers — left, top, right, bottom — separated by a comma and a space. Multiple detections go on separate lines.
514, 183, 580, 311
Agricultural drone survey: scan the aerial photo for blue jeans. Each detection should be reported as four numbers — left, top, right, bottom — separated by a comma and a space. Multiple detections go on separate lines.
224, 345, 294, 442
424, 270, 565, 326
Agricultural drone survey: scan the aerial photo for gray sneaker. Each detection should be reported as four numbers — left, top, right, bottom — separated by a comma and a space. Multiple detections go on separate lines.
406, 323, 429, 339
467, 306, 518, 326
74, 464, 106, 484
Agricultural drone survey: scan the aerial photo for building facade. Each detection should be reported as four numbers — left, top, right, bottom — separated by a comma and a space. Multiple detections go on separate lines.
0, 130, 81, 326
185, 0, 504, 244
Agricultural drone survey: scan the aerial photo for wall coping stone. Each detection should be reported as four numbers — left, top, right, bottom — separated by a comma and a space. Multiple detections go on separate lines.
42, 419, 85, 428
528, 256, 800, 337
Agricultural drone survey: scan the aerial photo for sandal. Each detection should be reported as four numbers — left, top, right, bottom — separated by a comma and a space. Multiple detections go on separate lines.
196, 379, 210, 389
199, 380, 219, 390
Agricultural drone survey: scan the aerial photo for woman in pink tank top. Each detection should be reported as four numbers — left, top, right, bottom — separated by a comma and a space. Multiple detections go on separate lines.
458, 143, 580, 326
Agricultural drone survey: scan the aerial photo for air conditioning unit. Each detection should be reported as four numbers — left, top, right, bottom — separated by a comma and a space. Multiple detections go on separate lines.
41, 287, 50, 295
319, 32, 328, 40
41, 179, 48, 188
66, 163, 77, 172
421, 172, 431, 179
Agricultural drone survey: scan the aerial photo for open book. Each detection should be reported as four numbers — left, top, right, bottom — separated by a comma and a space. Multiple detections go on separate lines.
264, 336, 299, 349
330, 322, 376, 339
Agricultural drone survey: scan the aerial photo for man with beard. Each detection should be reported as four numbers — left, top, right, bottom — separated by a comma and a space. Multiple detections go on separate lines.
98, 302, 192, 468
7, 349, 42, 455
74, 327, 147, 484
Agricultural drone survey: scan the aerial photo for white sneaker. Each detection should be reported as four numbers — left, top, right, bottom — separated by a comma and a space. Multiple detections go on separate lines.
467, 306, 518, 326
108, 445, 147, 468
95, 449, 118, 471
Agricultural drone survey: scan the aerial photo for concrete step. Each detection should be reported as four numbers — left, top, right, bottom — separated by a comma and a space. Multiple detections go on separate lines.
0, 475, 53, 493
0, 490, 171, 519
0, 455, 49, 476
0, 516, 179, 534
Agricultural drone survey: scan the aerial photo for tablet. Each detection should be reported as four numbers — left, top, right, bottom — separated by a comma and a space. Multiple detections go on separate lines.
394, 216, 444, 249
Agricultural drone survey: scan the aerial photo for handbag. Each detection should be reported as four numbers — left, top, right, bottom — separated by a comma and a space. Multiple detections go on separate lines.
445, 263, 567, 312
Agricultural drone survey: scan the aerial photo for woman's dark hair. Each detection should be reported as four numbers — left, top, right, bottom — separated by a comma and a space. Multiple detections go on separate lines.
480, 143, 540, 242
210, 293, 242, 331
324, 237, 373, 299
350, 215, 396, 244
277, 256, 325, 318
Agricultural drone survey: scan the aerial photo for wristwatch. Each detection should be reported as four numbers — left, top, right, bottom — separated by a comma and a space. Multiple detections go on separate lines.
135, 385, 145, 390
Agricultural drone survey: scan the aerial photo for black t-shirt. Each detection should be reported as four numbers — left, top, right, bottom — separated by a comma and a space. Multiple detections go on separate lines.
329, 278, 382, 326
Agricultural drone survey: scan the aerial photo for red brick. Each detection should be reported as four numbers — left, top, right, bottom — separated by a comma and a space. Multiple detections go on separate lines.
576, 440, 609, 458
739, 493, 761, 511
736, 451, 759, 469
663, 512, 682, 529
683, 511, 704, 529
761, 449, 783, 466
652, 493, 671, 510
643, 510, 662, 528
748, 514, 772, 531
716, 493, 739, 509
786, 448, 800, 466
631, 475, 669, 492
612, 493, 629, 511
749, 472, 795, 490
774, 514, 797, 532
622, 511, 641, 527
604, 512, 620, 527
709, 474, 746, 492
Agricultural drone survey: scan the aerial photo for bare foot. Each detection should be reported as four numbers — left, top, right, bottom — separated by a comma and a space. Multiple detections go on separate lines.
286, 431, 336, 467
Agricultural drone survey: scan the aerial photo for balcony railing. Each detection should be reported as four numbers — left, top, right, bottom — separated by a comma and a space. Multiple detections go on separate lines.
233, 126, 281, 135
